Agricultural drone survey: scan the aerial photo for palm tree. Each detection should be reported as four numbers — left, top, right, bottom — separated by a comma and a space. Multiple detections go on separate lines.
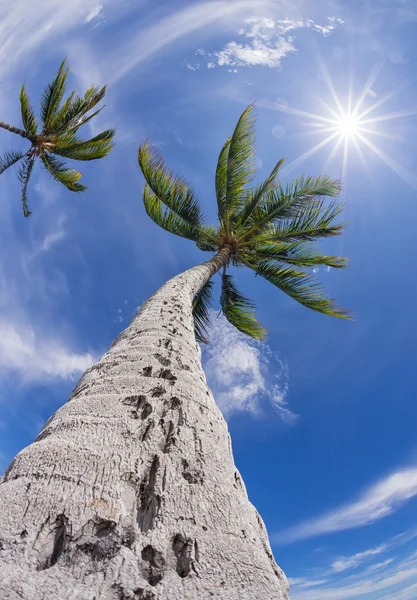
0, 59, 114, 216
0, 106, 349, 600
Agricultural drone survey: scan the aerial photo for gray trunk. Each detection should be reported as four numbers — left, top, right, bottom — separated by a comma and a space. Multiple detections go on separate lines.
0, 252, 289, 600
0, 120, 30, 139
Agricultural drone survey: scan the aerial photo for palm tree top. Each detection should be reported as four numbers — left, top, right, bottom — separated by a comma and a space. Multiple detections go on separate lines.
0, 59, 114, 216
138, 103, 351, 343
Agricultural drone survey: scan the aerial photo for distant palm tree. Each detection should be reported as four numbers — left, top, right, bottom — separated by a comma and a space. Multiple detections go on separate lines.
139, 103, 350, 344
0, 59, 114, 216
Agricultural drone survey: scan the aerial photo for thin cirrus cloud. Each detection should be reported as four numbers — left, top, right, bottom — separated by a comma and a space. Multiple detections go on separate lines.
189, 16, 344, 71
203, 311, 297, 422
274, 467, 417, 544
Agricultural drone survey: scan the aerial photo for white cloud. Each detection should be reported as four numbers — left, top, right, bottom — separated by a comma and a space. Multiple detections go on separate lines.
85, 4, 103, 22
0, 320, 94, 382
331, 545, 388, 573
203, 312, 296, 421
193, 15, 344, 70
276, 467, 417, 544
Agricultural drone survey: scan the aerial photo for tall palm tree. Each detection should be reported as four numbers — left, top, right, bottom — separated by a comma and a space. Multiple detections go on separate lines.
0, 106, 349, 600
0, 59, 114, 216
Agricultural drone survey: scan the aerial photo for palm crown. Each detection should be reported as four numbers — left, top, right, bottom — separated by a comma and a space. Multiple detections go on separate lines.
0, 60, 114, 216
138, 104, 351, 343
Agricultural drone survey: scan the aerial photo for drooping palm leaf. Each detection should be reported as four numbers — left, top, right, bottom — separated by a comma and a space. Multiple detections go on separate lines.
220, 272, 266, 339
246, 258, 350, 319
192, 279, 214, 343
0, 150, 26, 174
18, 156, 35, 217
139, 141, 203, 228
20, 85, 37, 137
41, 153, 86, 192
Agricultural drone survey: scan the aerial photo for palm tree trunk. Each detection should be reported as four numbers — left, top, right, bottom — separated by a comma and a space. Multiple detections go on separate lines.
0, 247, 289, 600
0, 120, 30, 139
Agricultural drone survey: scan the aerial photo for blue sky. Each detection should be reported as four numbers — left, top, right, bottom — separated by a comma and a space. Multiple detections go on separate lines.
1, 0, 417, 598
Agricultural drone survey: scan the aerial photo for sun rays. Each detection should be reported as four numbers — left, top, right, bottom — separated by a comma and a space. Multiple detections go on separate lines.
275, 62, 417, 189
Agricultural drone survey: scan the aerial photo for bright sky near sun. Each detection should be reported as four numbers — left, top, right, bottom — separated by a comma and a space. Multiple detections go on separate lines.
1, 1, 417, 599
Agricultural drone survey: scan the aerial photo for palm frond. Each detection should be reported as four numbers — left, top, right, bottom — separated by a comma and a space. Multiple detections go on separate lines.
237, 157, 285, 226
0, 150, 26, 175
220, 104, 256, 229
18, 156, 35, 217
41, 153, 86, 192
253, 199, 345, 244
192, 279, 214, 343
138, 141, 203, 228
196, 225, 220, 251
20, 85, 37, 136
239, 175, 342, 240
220, 272, 266, 339
40, 59, 69, 127
143, 184, 203, 241
215, 137, 231, 223
246, 258, 351, 319
49, 86, 107, 134
247, 241, 348, 269
52, 129, 115, 161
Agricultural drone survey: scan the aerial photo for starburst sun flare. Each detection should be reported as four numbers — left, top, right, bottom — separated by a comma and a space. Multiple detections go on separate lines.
272, 62, 417, 189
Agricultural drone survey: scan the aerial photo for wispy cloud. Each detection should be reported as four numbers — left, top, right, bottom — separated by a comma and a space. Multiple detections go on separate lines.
203, 312, 296, 421
0, 320, 94, 382
331, 545, 388, 573
275, 467, 417, 544
189, 15, 344, 71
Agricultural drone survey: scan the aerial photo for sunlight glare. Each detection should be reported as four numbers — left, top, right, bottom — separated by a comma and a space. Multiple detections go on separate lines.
275, 63, 417, 190
336, 112, 360, 139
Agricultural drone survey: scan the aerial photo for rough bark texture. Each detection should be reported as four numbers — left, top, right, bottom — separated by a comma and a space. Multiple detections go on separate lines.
0, 251, 289, 600
0, 120, 30, 139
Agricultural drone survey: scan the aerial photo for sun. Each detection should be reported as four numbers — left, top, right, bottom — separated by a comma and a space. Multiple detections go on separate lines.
271, 62, 417, 189
336, 112, 360, 139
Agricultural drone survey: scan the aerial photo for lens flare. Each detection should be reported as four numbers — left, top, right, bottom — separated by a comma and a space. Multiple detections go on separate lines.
271, 62, 417, 189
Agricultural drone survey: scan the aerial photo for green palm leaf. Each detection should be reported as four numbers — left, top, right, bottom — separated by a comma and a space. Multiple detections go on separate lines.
40, 59, 69, 127
20, 85, 37, 136
220, 272, 266, 339
143, 184, 201, 241
239, 175, 342, 241
248, 242, 347, 269
52, 129, 115, 161
253, 199, 345, 244
219, 104, 256, 231
41, 153, 86, 192
192, 279, 214, 343
50, 85, 107, 134
0, 150, 26, 174
236, 157, 285, 227
138, 141, 203, 227
18, 156, 35, 217
246, 258, 351, 319
215, 137, 231, 223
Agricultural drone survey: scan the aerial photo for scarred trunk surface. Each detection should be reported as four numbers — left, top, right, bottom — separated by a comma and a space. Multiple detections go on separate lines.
0, 251, 289, 600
